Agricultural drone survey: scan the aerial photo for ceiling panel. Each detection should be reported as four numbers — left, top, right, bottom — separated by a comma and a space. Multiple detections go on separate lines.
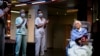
11, 0, 77, 16
47, 0, 77, 16
11, 5, 29, 12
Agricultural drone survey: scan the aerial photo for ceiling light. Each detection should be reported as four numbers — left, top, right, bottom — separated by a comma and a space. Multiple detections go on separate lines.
15, 3, 27, 7
67, 9, 78, 13
32, 1, 46, 4
52, 0, 55, 1
11, 11, 20, 13
12, 1, 17, 3
96, 18, 99, 21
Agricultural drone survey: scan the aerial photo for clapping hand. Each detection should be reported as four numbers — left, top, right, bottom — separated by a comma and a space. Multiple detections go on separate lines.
46, 20, 49, 23
81, 37, 88, 45
45, 19, 49, 24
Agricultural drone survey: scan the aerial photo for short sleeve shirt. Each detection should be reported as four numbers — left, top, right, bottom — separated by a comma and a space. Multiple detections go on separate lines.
35, 17, 46, 30
15, 17, 27, 35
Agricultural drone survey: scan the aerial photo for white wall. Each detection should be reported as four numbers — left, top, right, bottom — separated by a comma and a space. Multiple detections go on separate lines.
11, 13, 18, 40
27, 5, 39, 43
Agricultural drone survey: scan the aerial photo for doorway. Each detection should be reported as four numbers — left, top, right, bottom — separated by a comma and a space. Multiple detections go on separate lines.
51, 24, 72, 50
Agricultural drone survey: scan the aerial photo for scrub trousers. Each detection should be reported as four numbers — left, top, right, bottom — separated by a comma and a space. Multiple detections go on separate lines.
35, 31, 46, 56
0, 24, 5, 56
15, 34, 27, 56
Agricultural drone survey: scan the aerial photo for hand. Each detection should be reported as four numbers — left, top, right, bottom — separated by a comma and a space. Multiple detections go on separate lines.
46, 20, 49, 23
44, 20, 49, 24
81, 37, 86, 41
82, 40, 88, 45
38, 23, 44, 27
81, 37, 88, 45
4, 7, 10, 13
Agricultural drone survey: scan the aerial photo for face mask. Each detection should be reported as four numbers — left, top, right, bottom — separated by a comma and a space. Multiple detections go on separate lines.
38, 13, 43, 17
21, 13, 25, 17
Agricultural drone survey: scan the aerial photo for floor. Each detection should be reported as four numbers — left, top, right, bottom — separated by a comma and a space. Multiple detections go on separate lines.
5, 48, 66, 56
5, 39, 66, 56
4, 39, 96, 56
5, 39, 95, 56
44, 49, 66, 56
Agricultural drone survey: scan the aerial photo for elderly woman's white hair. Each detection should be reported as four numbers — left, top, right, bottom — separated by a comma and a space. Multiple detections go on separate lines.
73, 20, 82, 28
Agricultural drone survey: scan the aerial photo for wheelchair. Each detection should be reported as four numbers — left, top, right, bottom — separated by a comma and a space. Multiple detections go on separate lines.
67, 21, 93, 56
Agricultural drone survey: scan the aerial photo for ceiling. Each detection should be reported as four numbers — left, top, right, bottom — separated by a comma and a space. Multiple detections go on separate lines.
11, 1, 67, 10
47, 0, 77, 16
11, 0, 64, 3
11, 0, 77, 16
11, 5, 29, 11
48, 0, 67, 9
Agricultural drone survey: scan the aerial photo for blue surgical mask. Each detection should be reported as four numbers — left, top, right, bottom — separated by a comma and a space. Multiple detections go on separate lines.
21, 13, 26, 17
38, 13, 43, 17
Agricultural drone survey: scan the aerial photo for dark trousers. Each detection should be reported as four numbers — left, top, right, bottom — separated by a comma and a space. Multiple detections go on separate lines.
92, 32, 100, 56
0, 23, 5, 56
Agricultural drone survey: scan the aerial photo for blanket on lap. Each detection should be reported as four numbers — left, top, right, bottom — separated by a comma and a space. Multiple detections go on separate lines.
68, 42, 92, 56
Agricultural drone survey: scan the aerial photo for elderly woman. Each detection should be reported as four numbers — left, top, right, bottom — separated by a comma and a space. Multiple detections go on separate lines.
66, 20, 88, 56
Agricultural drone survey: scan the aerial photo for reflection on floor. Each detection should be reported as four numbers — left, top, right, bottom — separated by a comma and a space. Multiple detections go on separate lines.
5, 39, 66, 56
44, 48, 66, 56
5, 39, 35, 56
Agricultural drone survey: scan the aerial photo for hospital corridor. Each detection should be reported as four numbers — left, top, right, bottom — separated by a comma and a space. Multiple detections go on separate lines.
1, 0, 100, 56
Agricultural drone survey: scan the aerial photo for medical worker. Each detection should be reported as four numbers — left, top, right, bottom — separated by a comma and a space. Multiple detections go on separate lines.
35, 9, 49, 56
15, 9, 28, 56
0, 1, 11, 56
